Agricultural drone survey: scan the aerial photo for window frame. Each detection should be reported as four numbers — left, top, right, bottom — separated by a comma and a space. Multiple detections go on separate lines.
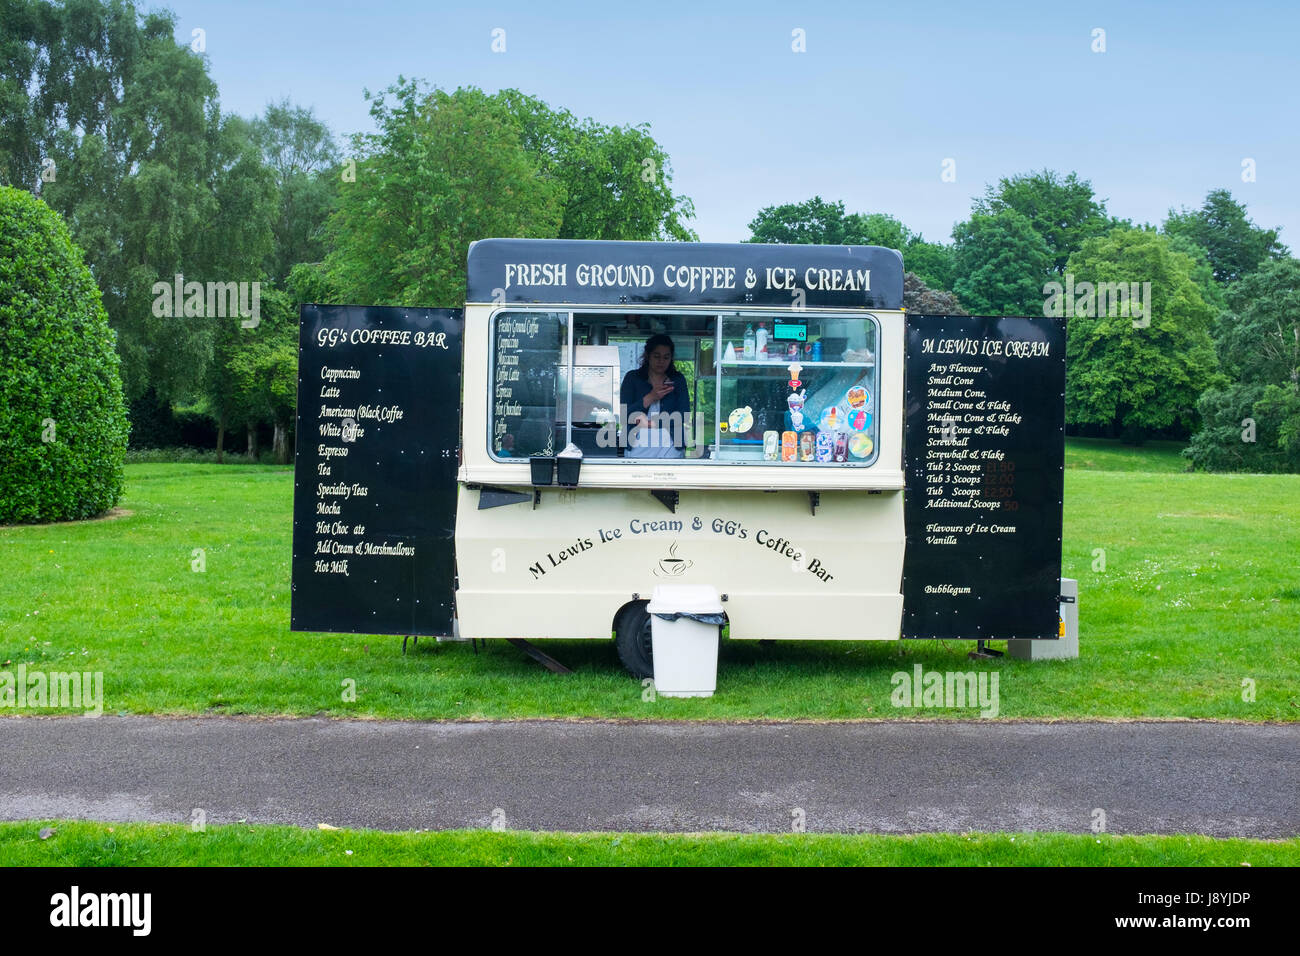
486, 306, 882, 469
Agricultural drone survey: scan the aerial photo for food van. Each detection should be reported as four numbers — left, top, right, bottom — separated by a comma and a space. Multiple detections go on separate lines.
291, 239, 1066, 674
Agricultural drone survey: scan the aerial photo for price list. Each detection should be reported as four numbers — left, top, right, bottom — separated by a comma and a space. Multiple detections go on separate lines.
291, 305, 462, 636
491, 312, 563, 459
902, 315, 1066, 640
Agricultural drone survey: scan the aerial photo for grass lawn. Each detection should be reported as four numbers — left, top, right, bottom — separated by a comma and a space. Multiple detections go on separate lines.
1, 440, 1296, 721
1064, 437, 1190, 472
3, 820, 1296, 867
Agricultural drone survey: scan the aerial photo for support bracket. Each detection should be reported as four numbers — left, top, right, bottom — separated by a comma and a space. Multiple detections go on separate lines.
651, 489, 678, 513
478, 486, 532, 510
506, 638, 573, 674
967, 639, 1004, 660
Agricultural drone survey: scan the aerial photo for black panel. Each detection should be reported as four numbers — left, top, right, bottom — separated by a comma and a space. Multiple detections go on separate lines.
291, 305, 463, 636
902, 315, 1066, 640
467, 238, 903, 309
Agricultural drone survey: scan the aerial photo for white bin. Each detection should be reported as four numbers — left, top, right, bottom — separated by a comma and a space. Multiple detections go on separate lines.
647, 585, 724, 698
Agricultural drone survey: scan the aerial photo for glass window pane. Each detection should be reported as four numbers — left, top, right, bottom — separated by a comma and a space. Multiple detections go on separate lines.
574, 313, 718, 460
716, 313, 879, 465
490, 311, 567, 459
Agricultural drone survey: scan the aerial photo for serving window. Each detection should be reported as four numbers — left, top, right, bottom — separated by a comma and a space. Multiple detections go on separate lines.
488, 309, 880, 467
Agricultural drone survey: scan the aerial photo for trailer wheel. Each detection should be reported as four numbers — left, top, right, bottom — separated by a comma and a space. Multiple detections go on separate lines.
614, 601, 654, 679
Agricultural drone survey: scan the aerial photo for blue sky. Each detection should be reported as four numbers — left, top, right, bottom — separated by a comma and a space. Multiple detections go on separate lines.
163, 0, 1298, 247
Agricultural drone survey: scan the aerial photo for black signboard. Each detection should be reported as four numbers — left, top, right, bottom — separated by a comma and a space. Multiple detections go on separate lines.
467, 238, 903, 310
902, 315, 1066, 640
492, 312, 563, 458
291, 305, 463, 636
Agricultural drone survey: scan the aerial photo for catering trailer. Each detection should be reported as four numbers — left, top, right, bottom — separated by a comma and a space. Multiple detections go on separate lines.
291, 239, 1067, 675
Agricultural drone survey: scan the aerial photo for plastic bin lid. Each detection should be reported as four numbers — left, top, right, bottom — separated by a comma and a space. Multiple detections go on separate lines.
646, 585, 724, 615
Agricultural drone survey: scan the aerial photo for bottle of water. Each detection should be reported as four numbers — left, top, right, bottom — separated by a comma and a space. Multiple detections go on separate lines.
743, 324, 755, 359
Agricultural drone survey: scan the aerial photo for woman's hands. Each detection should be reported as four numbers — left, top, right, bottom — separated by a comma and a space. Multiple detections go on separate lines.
643, 379, 675, 409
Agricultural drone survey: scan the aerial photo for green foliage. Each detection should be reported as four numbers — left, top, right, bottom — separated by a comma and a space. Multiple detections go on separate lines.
1163, 188, 1289, 284
124, 447, 257, 464
286, 261, 341, 306
204, 285, 297, 461
325, 81, 567, 306
972, 169, 1111, 275
1064, 228, 1221, 440
902, 240, 957, 291
324, 80, 695, 307
746, 197, 911, 247
1213, 258, 1300, 386
0, 186, 128, 522
903, 272, 966, 315
1183, 383, 1296, 472
744, 197, 957, 290
1185, 259, 1300, 471
126, 388, 182, 449
1164, 233, 1226, 318
553, 117, 696, 241
746, 196, 860, 244
951, 209, 1054, 315
2, 0, 276, 402
225, 287, 297, 434
249, 99, 340, 282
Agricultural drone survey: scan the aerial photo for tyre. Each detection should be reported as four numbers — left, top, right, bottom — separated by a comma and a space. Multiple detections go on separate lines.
614, 601, 654, 679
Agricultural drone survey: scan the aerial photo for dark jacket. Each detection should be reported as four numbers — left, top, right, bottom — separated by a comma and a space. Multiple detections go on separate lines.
620, 367, 690, 436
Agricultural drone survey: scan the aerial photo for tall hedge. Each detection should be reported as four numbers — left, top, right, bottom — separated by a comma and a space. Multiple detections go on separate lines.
0, 187, 129, 522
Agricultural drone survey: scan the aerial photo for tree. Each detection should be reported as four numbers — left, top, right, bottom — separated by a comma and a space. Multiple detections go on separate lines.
950, 210, 1054, 316
2, 0, 276, 403
1165, 232, 1227, 319
747, 198, 917, 248
972, 169, 1110, 276
204, 285, 298, 463
496, 87, 696, 242
1212, 259, 1300, 388
324, 80, 698, 306
1064, 228, 1221, 441
324, 81, 567, 306
554, 118, 696, 241
1184, 259, 1300, 471
0, 186, 128, 522
902, 240, 957, 292
1183, 384, 1296, 472
249, 99, 340, 282
745, 197, 957, 290
1163, 189, 1288, 284
903, 272, 967, 315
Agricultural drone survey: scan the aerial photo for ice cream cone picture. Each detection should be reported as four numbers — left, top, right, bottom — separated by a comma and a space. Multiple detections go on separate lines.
728, 406, 754, 433
787, 389, 807, 431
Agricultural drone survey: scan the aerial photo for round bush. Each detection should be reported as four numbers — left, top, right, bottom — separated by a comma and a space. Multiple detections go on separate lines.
0, 186, 129, 523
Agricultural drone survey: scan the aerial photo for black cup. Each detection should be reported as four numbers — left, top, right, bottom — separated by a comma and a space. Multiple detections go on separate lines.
556, 456, 581, 487
530, 456, 555, 485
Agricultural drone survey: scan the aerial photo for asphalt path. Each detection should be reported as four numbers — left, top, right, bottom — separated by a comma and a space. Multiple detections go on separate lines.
1, 717, 1295, 836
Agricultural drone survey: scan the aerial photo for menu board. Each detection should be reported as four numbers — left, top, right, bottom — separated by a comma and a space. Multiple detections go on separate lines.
902, 315, 1066, 640
291, 305, 462, 636
492, 312, 562, 458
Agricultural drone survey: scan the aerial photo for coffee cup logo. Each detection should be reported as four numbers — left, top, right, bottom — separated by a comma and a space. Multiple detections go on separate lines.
654, 541, 693, 577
